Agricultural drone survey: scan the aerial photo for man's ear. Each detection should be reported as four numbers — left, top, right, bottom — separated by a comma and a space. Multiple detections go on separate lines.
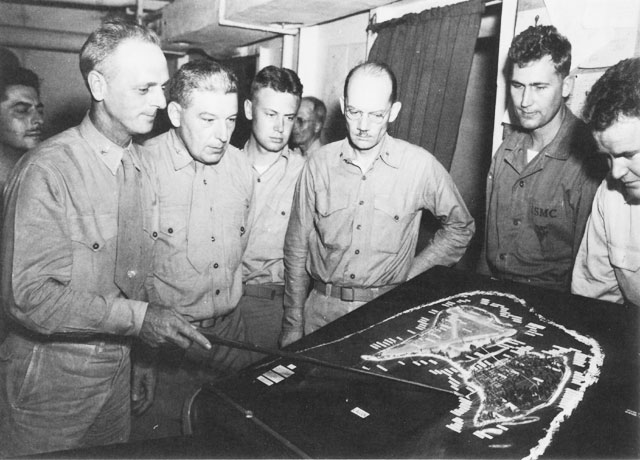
562, 74, 575, 99
167, 101, 182, 128
87, 70, 106, 102
244, 99, 253, 121
389, 101, 402, 123
339, 96, 345, 115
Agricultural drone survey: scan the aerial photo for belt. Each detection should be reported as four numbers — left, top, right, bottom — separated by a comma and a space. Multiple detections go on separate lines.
243, 283, 285, 300
192, 318, 217, 328
313, 279, 398, 302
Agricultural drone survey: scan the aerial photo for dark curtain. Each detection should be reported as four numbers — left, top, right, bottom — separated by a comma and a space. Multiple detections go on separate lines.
368, 0, 485, 170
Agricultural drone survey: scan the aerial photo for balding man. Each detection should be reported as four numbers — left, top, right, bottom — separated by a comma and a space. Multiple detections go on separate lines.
0, 20, 210, 457
281, 62, 474, 347
291, 96, 326, 156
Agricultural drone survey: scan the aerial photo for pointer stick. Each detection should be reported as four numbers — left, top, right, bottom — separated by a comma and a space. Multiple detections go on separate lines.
195, 329, 455, 395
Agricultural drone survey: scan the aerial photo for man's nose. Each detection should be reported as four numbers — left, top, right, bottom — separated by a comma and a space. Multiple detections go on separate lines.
357, 114, 370, 131
274, 116, 284, 133
152, 86, 167, 109
520, 87, 533, 107
31, 110, 44, 127
215, 120, 229, 143
610, 157, 629, 180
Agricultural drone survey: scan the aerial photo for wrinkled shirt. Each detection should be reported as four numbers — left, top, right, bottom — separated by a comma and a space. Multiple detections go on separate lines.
1, 115, 149, 336
484, 108, 603, 292
284, 134, 475, 330
242, 144, 305, 285
139, 129, 254, 320
572, 179, 640, 308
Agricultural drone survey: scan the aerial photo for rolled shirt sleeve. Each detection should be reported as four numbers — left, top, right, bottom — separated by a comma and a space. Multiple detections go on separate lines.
571, 181, 624, 304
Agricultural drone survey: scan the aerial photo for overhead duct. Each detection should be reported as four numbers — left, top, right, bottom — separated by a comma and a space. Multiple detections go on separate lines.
0, 25, 88, 52
26, 0, 168, 10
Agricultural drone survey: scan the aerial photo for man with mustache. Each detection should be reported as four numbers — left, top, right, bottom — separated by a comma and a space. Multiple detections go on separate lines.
0, 20, 210, 457
281, 62, 474, 347
572, 57, 640, 308
481, 25, 604, 292
0, 66, 44, 191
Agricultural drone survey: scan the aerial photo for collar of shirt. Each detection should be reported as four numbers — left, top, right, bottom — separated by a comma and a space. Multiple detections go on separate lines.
78, 114, 138, 176
167, 128, 199, 172
338, 133, 401, 169
242, 140, 294, 162
503, 105, 576, 162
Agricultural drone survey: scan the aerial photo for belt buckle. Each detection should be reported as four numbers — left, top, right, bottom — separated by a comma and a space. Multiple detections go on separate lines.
340, 286, 355, 302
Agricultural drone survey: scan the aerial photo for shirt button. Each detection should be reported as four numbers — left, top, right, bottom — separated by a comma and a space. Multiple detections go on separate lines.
519, 181, 525, 188
359, 200, 364, 205
513, 219, 520, 226
281, 211, 286, 216
356, 224, 362, 230
257, 178, 261, 183
213, 263, 219, 269
499, 253, 506, 260
215, 289, 220, 295
127, 270, 137, 279
152, 231, 158, 238
211, 236, 215, 242
355, 249, 360, 254
92, 242, 100, 250
394, 215, 399, 221
362, 176, 367, 181
350, 274, 356, 279
168, 227, 173, 234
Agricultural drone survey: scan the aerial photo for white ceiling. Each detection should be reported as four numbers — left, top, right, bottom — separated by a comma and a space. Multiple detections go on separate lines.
0, 0, 402, 57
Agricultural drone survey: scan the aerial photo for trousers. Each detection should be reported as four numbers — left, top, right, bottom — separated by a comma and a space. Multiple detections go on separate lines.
0, 333, 131, 457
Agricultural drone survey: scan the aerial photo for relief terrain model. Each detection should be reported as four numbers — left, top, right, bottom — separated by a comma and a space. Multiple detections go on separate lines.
297, 291, 604, 460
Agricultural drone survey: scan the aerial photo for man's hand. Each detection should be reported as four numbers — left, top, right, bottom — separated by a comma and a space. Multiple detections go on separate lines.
139, 304, 212, 350
279, 329, 303, 348
131, 360, 156, 416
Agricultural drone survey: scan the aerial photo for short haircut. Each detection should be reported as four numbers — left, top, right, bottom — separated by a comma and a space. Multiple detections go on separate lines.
249, 66, 303, 101
508, 25, 572, 78
79, 18, 161, 86
582, 57, 640, 132
303, 96, 327, 126
343, 61, 398, 103
169, 59, 238, 106
0, 67, 40, 102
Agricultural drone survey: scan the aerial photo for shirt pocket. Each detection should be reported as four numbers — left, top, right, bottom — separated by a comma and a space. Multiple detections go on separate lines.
373, 195, 415, 254
315, 188, 352, 250
609, 245, 640, 272
68, 214, 113, 283
154, 207, 189, 276
530, 199, 572, 261
221, 197, 250, 263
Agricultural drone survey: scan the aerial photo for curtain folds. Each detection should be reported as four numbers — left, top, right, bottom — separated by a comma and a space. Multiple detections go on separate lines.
368, 0, 485, 170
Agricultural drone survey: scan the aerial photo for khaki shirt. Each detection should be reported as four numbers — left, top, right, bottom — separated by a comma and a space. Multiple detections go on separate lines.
1, 115, 149, 336
283, 134, 474, 333
572, 179, 640, 308
242, 145, 305, 285
139, 129, 254, 320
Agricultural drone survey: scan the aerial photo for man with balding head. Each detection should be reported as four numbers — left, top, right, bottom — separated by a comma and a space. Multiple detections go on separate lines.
291, 96, 326, 156
0, 19, 210, 456
281, 62, 474, 347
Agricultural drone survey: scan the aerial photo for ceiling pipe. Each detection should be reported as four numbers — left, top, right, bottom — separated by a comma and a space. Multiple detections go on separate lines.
0, 25, 88, 52
218, 0, 298, 36
218, 0, 299, 69
25, 0, 167, 10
